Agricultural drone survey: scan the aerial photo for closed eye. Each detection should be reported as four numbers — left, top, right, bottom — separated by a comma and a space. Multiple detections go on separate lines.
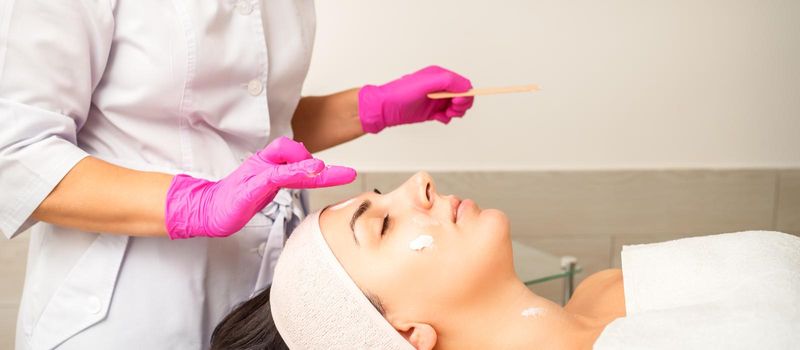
371, 188, 389, 236
381, 215, 390, 236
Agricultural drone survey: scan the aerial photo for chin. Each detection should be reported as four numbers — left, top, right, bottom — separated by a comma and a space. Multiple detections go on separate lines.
479, 209, 509, 233
476, 209, 512, 248
469, 209, 515, 282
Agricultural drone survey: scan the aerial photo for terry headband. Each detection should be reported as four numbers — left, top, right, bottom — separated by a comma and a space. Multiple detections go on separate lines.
270, 211, 415, 349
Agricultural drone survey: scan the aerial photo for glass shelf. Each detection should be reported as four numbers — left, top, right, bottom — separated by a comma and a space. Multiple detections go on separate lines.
512, 240, 582, 286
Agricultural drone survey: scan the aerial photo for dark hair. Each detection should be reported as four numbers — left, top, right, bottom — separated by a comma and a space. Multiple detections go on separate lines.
211, 287, 386, 350
210, 287, 288, 350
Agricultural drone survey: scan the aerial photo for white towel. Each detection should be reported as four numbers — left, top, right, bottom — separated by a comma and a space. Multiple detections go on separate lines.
270, 212, 414, 350
594, 231, 800, 349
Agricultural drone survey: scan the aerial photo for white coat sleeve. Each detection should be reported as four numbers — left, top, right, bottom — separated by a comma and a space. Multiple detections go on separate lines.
0, 0, 115, 239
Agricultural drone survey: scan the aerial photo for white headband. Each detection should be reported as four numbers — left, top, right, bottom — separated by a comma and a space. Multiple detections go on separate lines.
270, 211, 415, 349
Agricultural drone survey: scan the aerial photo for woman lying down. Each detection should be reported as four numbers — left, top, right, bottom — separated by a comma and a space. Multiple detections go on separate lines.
211, 172, 800, 350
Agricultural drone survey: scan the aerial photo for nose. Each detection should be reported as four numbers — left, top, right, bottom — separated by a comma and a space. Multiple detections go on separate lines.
404, 171, 434, 209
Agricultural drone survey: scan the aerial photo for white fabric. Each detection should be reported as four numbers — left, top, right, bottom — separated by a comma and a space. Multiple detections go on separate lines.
594, 231, 800, 349
271, 212, 415, 350
0, 0, 316, 349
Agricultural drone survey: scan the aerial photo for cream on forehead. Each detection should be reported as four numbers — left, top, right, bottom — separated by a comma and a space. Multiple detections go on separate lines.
329, 198, 355, 211
409, 234, 434, 251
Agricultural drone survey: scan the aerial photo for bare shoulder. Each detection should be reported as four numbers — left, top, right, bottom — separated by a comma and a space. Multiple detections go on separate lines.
564, 269, 626, 320
582, 268, 623, 287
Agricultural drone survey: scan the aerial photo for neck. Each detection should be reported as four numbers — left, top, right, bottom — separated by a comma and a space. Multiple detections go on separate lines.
437, 278, 605, 350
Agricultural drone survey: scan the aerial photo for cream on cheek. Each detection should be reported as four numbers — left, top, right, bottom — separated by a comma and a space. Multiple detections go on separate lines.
408, 234, 434, 251
406, 214, 441, 251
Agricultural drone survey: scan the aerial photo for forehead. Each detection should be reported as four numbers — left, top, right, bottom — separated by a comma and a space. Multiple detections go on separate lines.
321, 194, 364, 227
319, 194, 367, 253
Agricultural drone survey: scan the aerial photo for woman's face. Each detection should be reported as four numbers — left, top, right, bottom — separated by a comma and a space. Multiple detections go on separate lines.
319, 171, 513, 329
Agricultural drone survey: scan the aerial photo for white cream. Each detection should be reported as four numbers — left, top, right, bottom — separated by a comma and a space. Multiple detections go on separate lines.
306, 165, 328, 177
521, 307, 544, 318
329, 198, 355, 211
409, 235, 434, 251
411, 215, 441, 227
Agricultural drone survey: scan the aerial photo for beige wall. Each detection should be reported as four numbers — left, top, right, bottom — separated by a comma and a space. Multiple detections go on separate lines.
1, 232, 27, 350
304, 0, 800, 171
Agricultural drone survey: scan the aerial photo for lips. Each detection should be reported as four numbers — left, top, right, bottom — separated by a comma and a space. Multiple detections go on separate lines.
450, 197, 462, 223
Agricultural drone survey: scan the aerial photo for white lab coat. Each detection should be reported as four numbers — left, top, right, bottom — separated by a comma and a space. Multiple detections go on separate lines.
0, 0, 316, 348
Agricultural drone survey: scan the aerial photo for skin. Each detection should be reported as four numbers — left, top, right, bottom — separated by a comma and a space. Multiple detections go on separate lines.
319, 171, 626, 349
292, 88, 365, 153
32, 93, 364, 236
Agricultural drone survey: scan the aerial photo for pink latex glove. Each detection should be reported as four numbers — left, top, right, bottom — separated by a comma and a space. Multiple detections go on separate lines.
358, 65, 474, 133
164, 137, 356, 239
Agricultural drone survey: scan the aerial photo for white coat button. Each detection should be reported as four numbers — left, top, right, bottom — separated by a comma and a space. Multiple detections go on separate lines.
257, 242, 267, 257
87, 296, 102, 314
235, 1, 253, 15
247, 79, 263, 96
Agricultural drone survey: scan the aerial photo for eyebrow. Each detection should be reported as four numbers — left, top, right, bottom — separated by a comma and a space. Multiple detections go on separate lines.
349, 200, 371, 245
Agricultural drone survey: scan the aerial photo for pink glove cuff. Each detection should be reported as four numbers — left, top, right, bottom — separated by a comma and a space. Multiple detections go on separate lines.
358, 85, 386, 134
165, 174, 214, 240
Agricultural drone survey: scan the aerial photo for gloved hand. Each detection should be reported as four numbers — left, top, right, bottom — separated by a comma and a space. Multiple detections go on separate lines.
164, 137, 356, 239
358, 65, 474, 133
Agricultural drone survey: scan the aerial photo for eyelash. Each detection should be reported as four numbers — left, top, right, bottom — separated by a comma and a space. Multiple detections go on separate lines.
373, 188, 382, 194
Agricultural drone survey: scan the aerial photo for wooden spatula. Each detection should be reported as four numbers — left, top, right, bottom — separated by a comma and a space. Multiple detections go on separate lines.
427, 84, 539, 99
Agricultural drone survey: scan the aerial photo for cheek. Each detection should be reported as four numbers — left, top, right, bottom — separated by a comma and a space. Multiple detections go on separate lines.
369, 231, 455, 301
385, 220, 442, 255
449, 210, 514, 289
362, 248, 447, 317
365, 214, 513, 312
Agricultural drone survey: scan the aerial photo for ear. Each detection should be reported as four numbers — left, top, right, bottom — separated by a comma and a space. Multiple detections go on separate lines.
393, 322, 437, 350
